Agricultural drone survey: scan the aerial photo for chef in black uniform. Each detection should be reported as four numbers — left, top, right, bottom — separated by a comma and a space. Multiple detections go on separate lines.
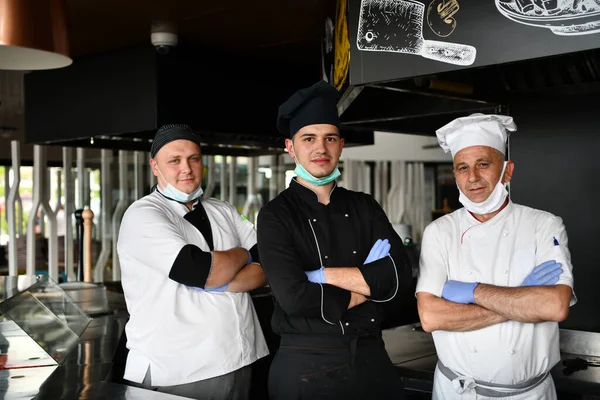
257, 80, 411, 399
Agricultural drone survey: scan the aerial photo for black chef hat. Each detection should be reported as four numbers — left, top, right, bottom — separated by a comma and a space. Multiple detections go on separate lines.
150, 124, 202, 158
277, 80, 341, 138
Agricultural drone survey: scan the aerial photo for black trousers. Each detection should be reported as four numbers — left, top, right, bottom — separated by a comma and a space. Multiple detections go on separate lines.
268, 334, 407, 400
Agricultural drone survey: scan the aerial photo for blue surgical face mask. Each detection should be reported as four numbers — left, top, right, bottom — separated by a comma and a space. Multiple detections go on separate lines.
156, 167, 203, 203
293, 159, 341, 186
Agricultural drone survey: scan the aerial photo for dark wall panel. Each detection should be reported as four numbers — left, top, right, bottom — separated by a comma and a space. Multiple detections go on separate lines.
509, 94, 600, 332
25, 44, 158, 144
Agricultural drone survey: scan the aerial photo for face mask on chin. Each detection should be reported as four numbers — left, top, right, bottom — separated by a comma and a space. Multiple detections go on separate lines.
156, 167, 203, 203
291, 144, 340, 186
458, 161, 508, 215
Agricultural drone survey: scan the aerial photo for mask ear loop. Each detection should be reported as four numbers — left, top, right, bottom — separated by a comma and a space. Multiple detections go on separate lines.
155, 164, 169, 189
499, 161, 508, 185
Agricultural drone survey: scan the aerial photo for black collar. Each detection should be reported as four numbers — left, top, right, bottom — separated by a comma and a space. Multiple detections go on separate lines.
289, 178, 338, 209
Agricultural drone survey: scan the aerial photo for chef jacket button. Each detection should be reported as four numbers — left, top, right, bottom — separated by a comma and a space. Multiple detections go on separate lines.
472, 348, 477, 353
510, 350, 515, 355
467, 271, 472, 275
344, 214, 349, 217
503, 231, 509, 236
345, 322, 350, 326
313, 219, 317, 222
504, 270, 508, 274
324, 255, 328, 259
352, 250, 357, 254
371, 319, 375, 322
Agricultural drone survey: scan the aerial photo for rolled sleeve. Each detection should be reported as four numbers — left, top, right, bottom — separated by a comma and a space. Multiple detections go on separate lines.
415, 223, 447, 298
257, 208, 351, 323
360, 197, 412, 301
169, 244, 213, 288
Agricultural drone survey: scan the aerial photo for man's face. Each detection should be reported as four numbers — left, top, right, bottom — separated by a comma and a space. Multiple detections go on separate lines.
285, 124, 344, 178
150, 139, 203, 194
453, 145, 513, 203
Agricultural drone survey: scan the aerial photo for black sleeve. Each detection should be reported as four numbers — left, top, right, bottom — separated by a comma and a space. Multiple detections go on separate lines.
358, 197, 412, 301
168, 244, 213, 288
248, 243, 260, 264
257, 208, 351, 323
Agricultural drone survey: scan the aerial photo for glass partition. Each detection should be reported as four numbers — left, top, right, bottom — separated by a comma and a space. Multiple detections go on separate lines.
0, 275, 91, 366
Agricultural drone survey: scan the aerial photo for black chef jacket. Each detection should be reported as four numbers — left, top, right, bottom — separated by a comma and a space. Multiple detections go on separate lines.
257, 178, 412, 337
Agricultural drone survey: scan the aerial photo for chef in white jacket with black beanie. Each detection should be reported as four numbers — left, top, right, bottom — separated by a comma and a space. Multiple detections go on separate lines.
117, 124, 269, 400
416, 113, 576, 399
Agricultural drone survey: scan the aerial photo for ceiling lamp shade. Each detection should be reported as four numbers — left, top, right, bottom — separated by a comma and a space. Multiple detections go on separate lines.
0, 0, 71, 70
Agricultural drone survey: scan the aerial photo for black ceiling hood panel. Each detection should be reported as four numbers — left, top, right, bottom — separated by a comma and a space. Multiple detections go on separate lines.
339, 85, 499, 135
25, 42, 374, 156
338, 48, 600, 135
336, 0, 600, 136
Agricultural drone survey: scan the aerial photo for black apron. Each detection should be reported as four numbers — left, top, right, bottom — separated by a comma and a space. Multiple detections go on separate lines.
268, 334, 406, 400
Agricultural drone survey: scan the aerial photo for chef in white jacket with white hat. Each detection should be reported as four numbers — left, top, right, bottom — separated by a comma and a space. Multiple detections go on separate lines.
416, 113, 576, 399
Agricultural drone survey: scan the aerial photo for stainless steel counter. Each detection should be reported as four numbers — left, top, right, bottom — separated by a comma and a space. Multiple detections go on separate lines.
0, 283, 194, 400
382, 323, 600, 397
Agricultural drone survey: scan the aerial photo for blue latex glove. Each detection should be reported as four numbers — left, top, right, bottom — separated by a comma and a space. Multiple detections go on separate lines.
363, 239, 391, 264
305, 266, 326, 284
191, 283, 229, 293
206, 283, 229, 292
521, 260, 563, 287
441, 280, 479, 304
247, 249, 253, 264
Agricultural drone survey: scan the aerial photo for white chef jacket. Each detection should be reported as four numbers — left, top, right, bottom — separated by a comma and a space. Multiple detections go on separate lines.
416, 201, 576, 398
117, 191, 269, 387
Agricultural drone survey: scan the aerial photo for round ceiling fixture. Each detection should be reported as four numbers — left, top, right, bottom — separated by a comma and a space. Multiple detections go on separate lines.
0, 0, 72, 70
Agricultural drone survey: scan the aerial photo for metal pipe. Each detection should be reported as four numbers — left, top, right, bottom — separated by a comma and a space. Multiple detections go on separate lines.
111, 151, 128, 281
63, 147, 75, 282
74, 209, 84, 281
84, 170, 91, 210
374, 161, 383, 205
43, 163, 59, 282
6, 141, 21, 275
39, 208, 45, 237
76, 148, 85, 209
147, 152, 155, 190
242, 157, 261, 224
278, 154, 286, 191
94, 149, 112, 282
269, 155, 278, 200
382, 161, 389, 214
203, 155, 216, 198
220, 156, 228, 201
3, 166, 7, 234
134, 151, 144, 200
358, 161, 365, 193
228, 157, 237, 206
405, 162, 413, 226
363, 162, 371, 195
55, 169, 62, 211
27, 146, 58, 279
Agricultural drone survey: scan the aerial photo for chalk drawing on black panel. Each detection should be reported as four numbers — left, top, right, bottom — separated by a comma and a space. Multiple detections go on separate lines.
496, 0, 600, 36
356, 0, 477, 66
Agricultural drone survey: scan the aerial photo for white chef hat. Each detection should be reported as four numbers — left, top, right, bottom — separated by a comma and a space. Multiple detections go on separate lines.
436, 113, 517, 158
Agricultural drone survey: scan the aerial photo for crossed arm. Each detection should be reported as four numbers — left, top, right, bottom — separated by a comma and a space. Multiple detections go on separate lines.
416, 221, 573, 333
204, 247, 267, 292
417, 284, 571, 333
